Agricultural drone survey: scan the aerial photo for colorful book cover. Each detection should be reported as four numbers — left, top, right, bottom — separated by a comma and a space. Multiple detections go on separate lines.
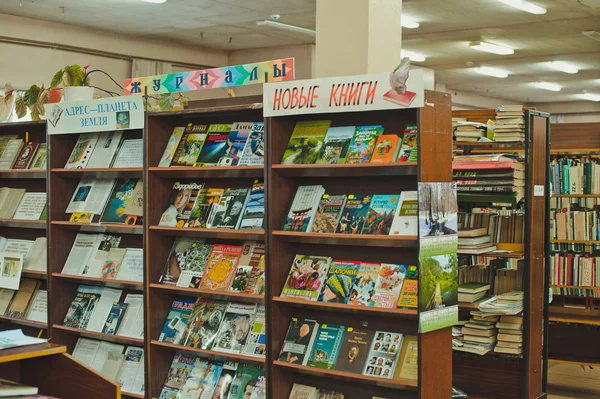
242, 305, 266, 357
307, 324, 346, 370
335, 194, 372, 234
390, 191, 418, 236
102, 302, 128, 335
318, 260, 360, 303
212, 361, 238, 399
182, 299, 227, 350
158, 181, 204, 227
213, 302, 257, 354
178, 133, 208, 166
186, 188, 224, 228
159, 353, 196, 396
349, 262, 381, 307
180, 357, 223, 399
282, 185, 325, 232
281, 120, 331, 165
217, 122, 253, 166
160, 238, 205, 285
228, 364, 266, 399
278, 318, 320, 365
175, 242, 214, 289
245, 253, 265, 295
158, 298, 195, 344
346, 125, 382, 164
239, 180, 264, 230
362, 331, 403, 379
335, 327, 375, 374
198, 244, 243, 291
281, 255, 332, 301
229, 242, 265, 293
101, 248, 126, 279
211, 188, 250, 229
397, 276, 418, 310
371, 134, 401, 163
398, 125, 417, 163
372, 264, 406, 309
238, 122, 265, 166
361, 194, 400, 235
316, 126, 355, 164
195, 124, 231, 166
310, 194, 347, 234
63, 290, 99, 330
99, 178, 138, 224
65, 133, 99, 168
159, 126, 185, 167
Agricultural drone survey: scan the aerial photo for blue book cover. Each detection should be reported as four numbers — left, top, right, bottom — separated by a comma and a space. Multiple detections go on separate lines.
218, 122, 253, 166
318, 260, 360, 303
335, 194, 372, 234
102, 302, 128, 335
238, 122, 265, 166
180, 357, 224, 398
362, 194, 400, 235
99, 178, 139, 224
158, 299, 194, 345
307, 323, 346, 370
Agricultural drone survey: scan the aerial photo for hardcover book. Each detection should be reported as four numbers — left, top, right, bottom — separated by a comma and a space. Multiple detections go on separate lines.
278, 318, 319, 365
102, 302, 128, 335
181, 299, 227, 350
282, 185, 325, 232
158, 181, 204, 227
159, 353, 196, 396
362, 194, 399, 235
171, 124, 208, 166
195, 124, 231, 166
390, 191, 418, 236
0, 139, 23, 170
213, 302, 257, 354
281, 255, 332, 301
211, 188, 250, 229
397, 274, 418, 310
348, 262, 380, 307
398, 125, 418, 163
308, 323, 346, 369
158, 299, 195, 344
159, 126, 186, 167
12, 141, 39, 169
218, 122, 253, 166
310, 194, 347, 234
198, 244, 243, 291
362, 331, 403, 379
99, 178, 138, 224
186, 188, 224, 228
370, 134, 401, 163
29, 143, 47, 170
318, 260, 360, 303
335, 327, 374, 374
372, 264, 406, 309
64, 134, 99, 169
238, 122, 265, 166
229, 242, 265, 293
394, 335, 418, 381
238, 180, 264, 230
346, 125, 382, 164
316, 126, 355, 164
281, 120, 331, 165
336, 195, 372, 234
242, 305, 266, 357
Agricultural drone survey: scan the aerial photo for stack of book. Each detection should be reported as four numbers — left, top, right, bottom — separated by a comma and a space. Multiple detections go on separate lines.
454, 121, 487, 143
459, 209, 525, 247
494, 105, 525, 142
458, 227, 496, 254
458, 282, 491, 304
454, 313, 499, 355
478, 291, 524, 315
550, 156, 600, 195
495, 315, 523, 355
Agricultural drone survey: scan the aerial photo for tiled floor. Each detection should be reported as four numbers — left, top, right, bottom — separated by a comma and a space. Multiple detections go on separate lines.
547, 362, 600, 399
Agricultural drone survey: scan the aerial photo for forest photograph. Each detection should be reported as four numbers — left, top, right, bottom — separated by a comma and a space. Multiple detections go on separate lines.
418, 182, 458, 238
419, 253, 458, 312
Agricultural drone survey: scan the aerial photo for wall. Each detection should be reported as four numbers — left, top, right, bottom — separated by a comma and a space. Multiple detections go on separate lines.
529, 101, 600, 123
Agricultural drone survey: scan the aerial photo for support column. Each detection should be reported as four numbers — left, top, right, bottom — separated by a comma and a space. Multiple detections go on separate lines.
315, 0, 402, 77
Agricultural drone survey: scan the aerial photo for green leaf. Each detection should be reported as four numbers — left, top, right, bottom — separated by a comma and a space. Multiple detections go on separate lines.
14, 97, 27, 119
63, 64, 84, 87
38, 89, 49, 105
30, 101, 44, 121
23, 85, 41, 106
158, 94, 175, 110
50, 69, 63, 89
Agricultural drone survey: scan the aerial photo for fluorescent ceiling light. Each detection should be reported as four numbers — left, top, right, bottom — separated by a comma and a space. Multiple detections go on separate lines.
140, 0, 166, 3
469, 41, 514, 55
535, 82, 561, 92
579, 93, 600, 102
549, 61, 578, 74
401, 18, 420, 29
475, 66, 509, 78
497, 0, 546, 14
256, 20, 316, 36
401, 50, 426, 62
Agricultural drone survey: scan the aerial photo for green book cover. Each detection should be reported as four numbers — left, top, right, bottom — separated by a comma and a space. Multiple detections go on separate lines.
346, 125, 382, 164
281, 120, 331, 165
308, 323, 346, 369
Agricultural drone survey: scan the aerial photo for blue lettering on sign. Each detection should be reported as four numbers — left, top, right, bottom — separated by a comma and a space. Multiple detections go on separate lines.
130, 82, 142, 94
81, 116, 108, 127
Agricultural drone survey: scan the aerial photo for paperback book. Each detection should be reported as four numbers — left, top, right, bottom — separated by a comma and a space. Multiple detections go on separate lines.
160, 238, 204, 285
348, 262, 380, 307
159, 353, 196, 397
159, 126, 186, 167
102, 302, 128, 335
362, 194, 399, 235
310, 194, 347, 234
99, 179, 138, 224
158, 181, 204, 227
398, 125, 418, 163
238, 122, 265, 166
158, 299, 195, 345
211, 188, 250, 229
281, 255, 332, 301
213, 302, 257, 354
372, 264, 406, 308
278, 318, 319, 365
282, 185, 325, 232
335, 327, 375, 374
370, 134, 401, 163
362, 331, 403, 379
229, 242, 265, 293
228, 364, 266, 399
195, 124, 231, 166
318, 260, 360, 303
243, 305, 266, 357
176, 125, 208, 166
390, 191, 418, 236
186, 188, 224, 228
281, 120, 331, 165
316, 126, 355, 164
238, 180, 264, 230
307, 324, 346, 369
336, 195, 372, 234
217, 122, 253, 166
198, 244, 243, 291
346, 125, 382, 164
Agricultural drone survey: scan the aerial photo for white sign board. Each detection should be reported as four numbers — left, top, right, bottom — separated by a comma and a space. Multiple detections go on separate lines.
45, 96, 144, 135
263, 70, 424, 117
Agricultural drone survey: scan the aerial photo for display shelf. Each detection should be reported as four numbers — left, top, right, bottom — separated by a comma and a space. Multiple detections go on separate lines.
272, 230, 418, 248
272, 296, 418, 318
0, 343, 63, 363
0, 315, 47, 329
149, 225, 264, 240
551, 194, 600, 198
51, 167, 143, 179
271, 162, 418, 177
151, 340, 266, 364
548, 355, 600, 367
149, 283, 264, 302
551, 284, 600, 290
0, 219, 47, 229
52, 324, 145, 346
0, 169, 46, 179
148, 165, 264, 179
50, 220, 144, 234
21, 270, 48, 279
550, 239, 600, 244
548, 314, 600, 326
122, 392, 144, 399
52, 272, 143, 290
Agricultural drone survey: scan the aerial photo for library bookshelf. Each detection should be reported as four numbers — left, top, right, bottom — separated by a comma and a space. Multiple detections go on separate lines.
0, 120, 48, 337
547, 122, 600, 368
452, 109, 551, 398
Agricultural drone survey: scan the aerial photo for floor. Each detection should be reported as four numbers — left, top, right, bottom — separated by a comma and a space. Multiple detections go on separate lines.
547, 362, 600, 399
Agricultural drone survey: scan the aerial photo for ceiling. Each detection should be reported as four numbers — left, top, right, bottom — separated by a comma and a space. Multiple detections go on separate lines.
0, 0, 599, 103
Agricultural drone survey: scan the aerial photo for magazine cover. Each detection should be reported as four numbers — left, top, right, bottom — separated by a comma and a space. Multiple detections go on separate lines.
159, 181, 204, 227
316, 126, 356, 164
99, 179, 138, 224
281, 120, 331, 165
63, 290, 100, 329
179, 357, 223, 399
229, 242, 265, 293
239, 180, 264, 230
213, 302, 257, 354
372, 264, 407, 308
159, 353, 196, 397
318, 260, 360, 303
238, 122, 265, 166
362, 331, 403, 379
160, 238, 202, 285
228, 364, 266, 399
278, 318, 319, 365
101, 302, 128, 335
198, 244, 243, 291
217, 122, 253, 166
177, 131, 208, 166
335, 195, 372, 234
175, 242, 214, 289
187, 188, 224, 228
307, 324, 346, 369
182, 299, 227, 350
310, 194, 347, 234
348, 262, 381, 307
398, 125, 417, 163
346, 125, 382, 164
281, 255, 332, 301
195, 124, 231, 166
211, 188, 250, 229
159, 126, 186, 167
212, 361, 238, 399
335, 327, 375, 374
245, 253, 265, 295
242, 305, 266, 357
158, 299, 195, 344
362, 194, 399, 235
282, 185, 325, 232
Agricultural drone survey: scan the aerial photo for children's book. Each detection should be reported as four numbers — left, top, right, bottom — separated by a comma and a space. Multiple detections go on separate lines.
238, 122, 265, 166
99, 178, 138, 224
159, 126, 186, 167
307, 323, 346, 370
158, 298, 195, 344
335, 327, 375, 374
228, 364, 266, 399
335, 194, 372, 234
242, 305, 266, 357
211, 188, 250, 229
348, 262, 381, 307
316, 126, 355, 164
362, 331, 403, 379
181, 299, 227, 350
361, 194, 399, 235
282, 185, 325, 232
238, 180, 264, 230
346, 125, 382, 164
370, 134, 401, 163
158, 181, 204, 227
318, 260, 360, 304
372, 264, 406, 309
229, 242, 265, 293
310, 194, 347, 234
281, 121, 331, 165
195, 124, 231, 166
217, 122, 253, 166
159, 353, 196, 397
186, 188, 223, 228
278, 318, 320, 366
398, 124, 418, 163
102, 302, 128, 335
281, 255, 332, 301
213, 302, 257, 354
390, 191, 418, 236
198, 244, 243, 291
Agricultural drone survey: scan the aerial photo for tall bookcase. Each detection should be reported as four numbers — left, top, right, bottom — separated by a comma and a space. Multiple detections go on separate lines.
547, 122, 600, 367
451, 109, 551, 399
0, 120, 48, 337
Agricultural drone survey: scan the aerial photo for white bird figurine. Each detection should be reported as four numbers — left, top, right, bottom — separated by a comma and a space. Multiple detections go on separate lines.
389, 57, 411, 94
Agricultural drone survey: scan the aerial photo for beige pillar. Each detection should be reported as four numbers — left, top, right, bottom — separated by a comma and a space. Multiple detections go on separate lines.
315, 0, 402, 78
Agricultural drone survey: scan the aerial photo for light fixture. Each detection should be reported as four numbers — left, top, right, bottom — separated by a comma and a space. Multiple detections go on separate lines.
475, 66, 509, 78
579, 93, 600, 102
401, 18, 420, 29
401, 50, 426, 62
469, 41, 514, 55
497, 0, 546, 14
535, 82, 561, 92
256, 20, 316, 36
548, 61, 578, 74
140, 0, 167, 3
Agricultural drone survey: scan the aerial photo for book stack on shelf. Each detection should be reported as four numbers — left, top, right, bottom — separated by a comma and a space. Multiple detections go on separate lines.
495, 315, 523, 356
493, 105, 525, 143
453, 313, 499, 356
458, 227, 496, 255
458, 282, 491, 305
453, 121, 487, 143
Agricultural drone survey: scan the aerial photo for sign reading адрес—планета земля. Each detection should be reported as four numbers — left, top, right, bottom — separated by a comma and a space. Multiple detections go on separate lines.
262, 69, 424, 117
44, 96, 144, 135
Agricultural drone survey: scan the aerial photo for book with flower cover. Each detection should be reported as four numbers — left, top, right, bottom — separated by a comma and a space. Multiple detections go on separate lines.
229, 242, 265, 293
335, 194, 372, 234
307, 323, 346, 370
372, 264, 407, 308
181, 298, 227, 350
238, 122, 265, 166
361, 194, 399, 235
281, 255, 332, 301
318, 260, 360, 303
348, 262, 381, 307
310, 194, 347, 234
346, 125, 383, 164
186, 188, 224, 228
158, 298, 195, 344
198, 244, 243, 291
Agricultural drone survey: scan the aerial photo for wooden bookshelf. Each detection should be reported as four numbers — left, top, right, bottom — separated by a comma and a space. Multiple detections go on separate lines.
52, 324, 145, 346
149, 225, 264, 240
51, 167, 143, 179
151, 340, 266, 364
273, 296, 418, 318
149, 283, 264, 302
0, 314, 47, 329
271, 230, 418, 247
52, 272, 143, 290
51, 220, 144, 235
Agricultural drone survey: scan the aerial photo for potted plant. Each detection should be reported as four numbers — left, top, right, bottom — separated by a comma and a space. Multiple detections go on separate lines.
52, 64, 95, 102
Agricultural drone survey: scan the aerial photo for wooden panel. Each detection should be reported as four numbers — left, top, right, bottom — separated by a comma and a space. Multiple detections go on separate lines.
453, 354, 523, 398
420, 328, 452, 398
550, 123, 600, 150
0, 343, 64, 363
420, 90, 453, 182
548, 323, 600, 364
452, 109, 496, 124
